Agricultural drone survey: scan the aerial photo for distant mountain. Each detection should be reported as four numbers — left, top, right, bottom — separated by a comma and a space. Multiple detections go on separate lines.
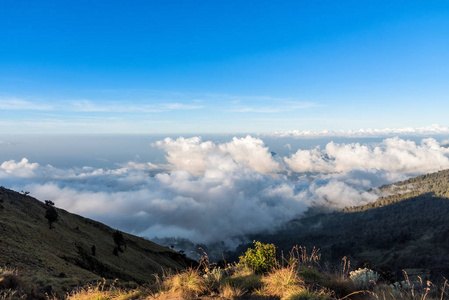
246, 169, 449, 281
0, 187, 194, 296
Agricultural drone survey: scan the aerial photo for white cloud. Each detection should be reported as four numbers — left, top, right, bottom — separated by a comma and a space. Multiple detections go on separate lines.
22, 165, 308, 247
3, 135, 449, 250
272, 124, 449, 138
0, 158, 39, 178
285, 137, 449, 175
154, 135, 281, 175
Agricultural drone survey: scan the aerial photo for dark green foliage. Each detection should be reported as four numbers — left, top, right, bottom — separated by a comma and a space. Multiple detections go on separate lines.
299, 266, 324, 284
113, 230, 126, 255
239, 241, 277, 273
249, 169, 449, 281
91, 245, 96, 256
44, 201, 59, 229
45, 200, 55, 206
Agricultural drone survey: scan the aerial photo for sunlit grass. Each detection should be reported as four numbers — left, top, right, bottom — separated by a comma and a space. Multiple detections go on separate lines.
164, 268, 207, 299
261, 265, 305, 299
4, 243, 449, 299
219, 283, 247, 299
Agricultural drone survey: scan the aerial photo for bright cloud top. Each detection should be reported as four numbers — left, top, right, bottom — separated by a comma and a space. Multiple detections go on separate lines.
155, 136, 282, 175
2, 136, 449, 248
285, 137, 449, 174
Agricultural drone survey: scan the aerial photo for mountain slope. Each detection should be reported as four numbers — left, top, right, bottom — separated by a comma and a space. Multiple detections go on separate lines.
249, 169, 449, 281
0, 187, 194, 295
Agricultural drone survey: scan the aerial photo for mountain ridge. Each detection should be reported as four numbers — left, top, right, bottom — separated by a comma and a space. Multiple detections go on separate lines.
243, 169, 449, 281
0, 186, 194, 297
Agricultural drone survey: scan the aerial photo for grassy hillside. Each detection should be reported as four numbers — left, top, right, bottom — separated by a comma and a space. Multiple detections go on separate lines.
5, 240, 447, 299
246, 169, 449, 281
0, 187, 194, 297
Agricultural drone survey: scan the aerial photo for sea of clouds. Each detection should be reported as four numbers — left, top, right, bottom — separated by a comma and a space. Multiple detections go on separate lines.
2, 128, 449, 250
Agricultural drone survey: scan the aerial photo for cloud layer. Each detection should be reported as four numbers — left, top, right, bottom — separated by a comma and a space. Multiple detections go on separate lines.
271, 124, 449, 138
2, 135, 449, 248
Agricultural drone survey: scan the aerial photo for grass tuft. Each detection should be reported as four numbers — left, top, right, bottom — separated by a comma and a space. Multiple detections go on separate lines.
224, 265, 262, 291
165, 268, 207, 299
0, 268, 22, 291
219, 283, 247, 299
283, 289, 330, 300
262, 266, 305, 298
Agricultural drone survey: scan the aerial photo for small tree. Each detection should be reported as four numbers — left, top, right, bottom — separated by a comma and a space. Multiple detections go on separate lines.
113, 230, 126, 256
44, 201, 58, 229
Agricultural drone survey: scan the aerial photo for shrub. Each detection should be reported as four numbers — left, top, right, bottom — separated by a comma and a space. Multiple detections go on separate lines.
239, 241, 277, 274
299, 266, 324, 284
349, 268, 379, 290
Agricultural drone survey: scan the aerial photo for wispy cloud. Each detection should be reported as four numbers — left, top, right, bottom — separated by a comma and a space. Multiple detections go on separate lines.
68, 100, 204, 113
0, 98, 204, 113
227, 102, 316, 113
161, 103, 203, 110
0, 99, 54, 111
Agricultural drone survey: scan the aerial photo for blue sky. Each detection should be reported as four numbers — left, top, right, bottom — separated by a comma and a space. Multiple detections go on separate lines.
1, 0, 449, 134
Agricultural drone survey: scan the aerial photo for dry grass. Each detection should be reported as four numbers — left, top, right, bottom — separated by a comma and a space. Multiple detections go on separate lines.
288, 246, 321, 268
261, 266, 305, 299
164, 268, 207, 299
283, 289, 330, 300
0, 268, 22, 291
219, 283, 247, 299
65, 279, 143, 300
371, 275, 448, 300
224, 265, 262, 292
0, 290, 17, 300
4, 241, 449, 300
320, 273, 355, 299
0, 267, 24, 300
0, 186, 191, 298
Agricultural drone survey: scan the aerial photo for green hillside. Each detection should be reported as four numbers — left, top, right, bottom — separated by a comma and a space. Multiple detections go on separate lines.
0, 187, 194, 297
247, 169, 449, 281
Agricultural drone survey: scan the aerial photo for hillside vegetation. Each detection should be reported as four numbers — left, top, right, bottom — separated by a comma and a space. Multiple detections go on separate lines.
2, 169, 449, 299
3, 241, 447, 299
0, 187, 194, 298
248, 169, 449, 281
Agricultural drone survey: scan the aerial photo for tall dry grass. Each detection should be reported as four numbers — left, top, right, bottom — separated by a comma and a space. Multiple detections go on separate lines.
163, 268, 207, 299
261, 265, 305, 299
